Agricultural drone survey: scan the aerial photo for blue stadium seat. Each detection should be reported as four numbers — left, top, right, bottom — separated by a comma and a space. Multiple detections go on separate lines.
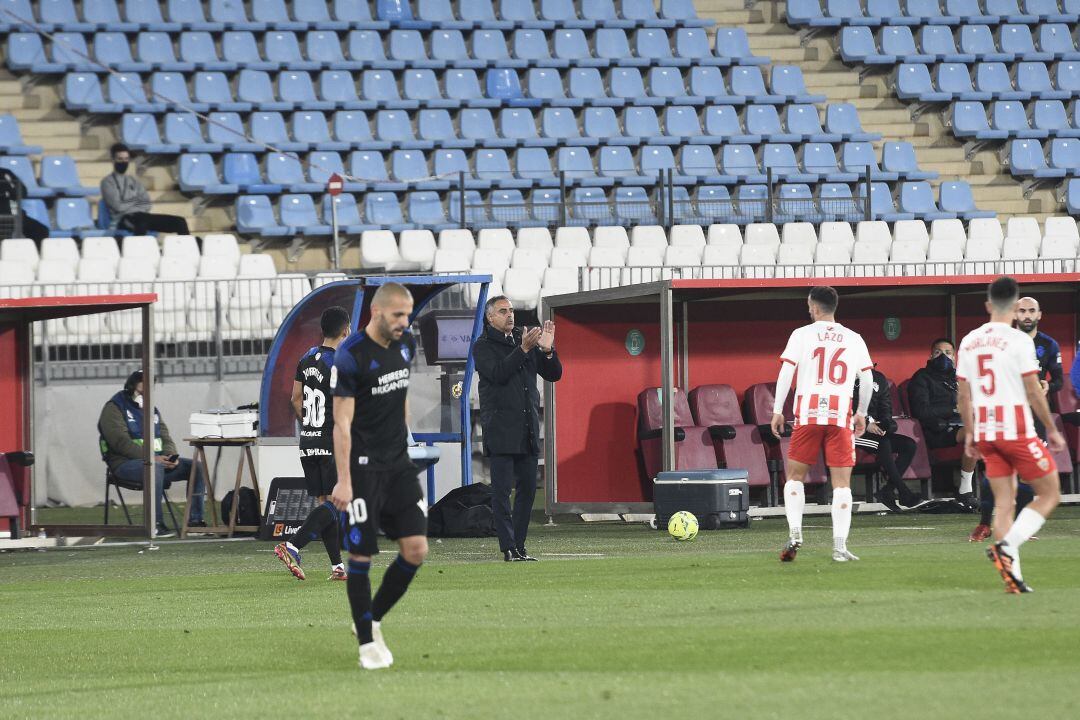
882, 141, 938, 179
281, 71, 332, 110
125, 0, 176, 30
499, 108, 540, 143
899, 180, 954, 220
55, 197, 96, 234
407, 191, 449, 229
983, 0, 1036, 23
334, 111, 378, 147
721, 144, 765, 183
236, 195, 284, 234
490, 189, 527, 225
119, 113, 176, 154
419, 109, 467, 147
730, 66, 775, 103
7, 34, 55, 75
406, 69, 449, 105
568, 68, 607, 101
1065, 179, 1080, 214
600, 145, 650, 183
972, 62, 1022, 100
801, 143, 855, 181
540, 0, 580, 24
0, 114, 41, 155
596, 29, 640, 67
625, 106, 665, 143
267, 152, 317, 193
516, 147, 557, 183
51, 32, 93, 71
937, 62, 987, 100
826, 0, 873, 25
362, 70, 402, 104
39, 0, 88, 30
676, 28, 721, 65
351, 150, 391, 185
734, 185, 768, 223
107, 73, 162, 113
1048, 138, 1080, 174
895, 63, 946, 101
1037, 25, 1080, 61
305, 31, 353, 70
138, 32, 192, 72
662, 0, 712, 25
571, 186, 614, 223
477, 148, 525, 187
763, 143, 817, 182
554, 29, 598, 66
959, 26, 1007, 61
459, 108, 506, 148
377, 0, 413, 22
222, 32, 271, 71
319, 70, 365, 109
775, 184, 818, 224
21, 199, 51, 234
856, 181, 908, 221
690, 66, 740, 103
990, 99, 1039, 136
950, 100, 1006, 141
785, 104, 840, 142
944, 0, 987, 24
879, 26, 930, 63
294, 111, 347, 151
306, 151, 350, 187
584, 107, 622, 142
390, 30, 429, 65
714, 28, 767, 66
152, 72, 206, 112
237, 70, 285, 111
677, 145, 726, 182
432, 30, 481, 68
610, 67, 649, 103
556, 146, 600, 183
250, 0, 302, 30
706, 105, 759, 143
771, 66, 826, 103
841, 141, 897, 180
447, 69, 491, 104
84, 0, 138, 32
514, 29, 554, 64
349, 30, 394, 66
365, 192, 406, 229
501, 0, 542, 25
168, 0, 221, 31
266, 31, 315, 71
938, 180, 995, 218
1024, 0, 1076, 23
542, 107, 590, 145
746, 105, 793, 142
207, 112, 260, 151
474, 30, 518, 66
179, 153, 233, 194
695, 185, 734, 224
825, 103, 880, 140
1031, 100, 1079, 137
223, 153, 283, 193
448, 190, 487, 224
64, 73, 104, 111
486, 68, 525, 101
918, 25, 969, 61
635, 28, 676, 65
393, 149, 444, 189
614, 186, 657, 224
1054, 61, 1080, 95
818, 182, 863, 221
1008, 139, 1062, 178
648, 67, 688, 101
786, 0, 833, 27
839, 27, 885, 64
251, 111, 304, 151
528, 187, 560, 223
527, 68, 568, 101
39, 155, 94, 195
293, 0, 347, 30
164, 113, 222, 153
207, 0, 261, 29
1017, 61, 1068, 99
322, 194, 368, 234
1000, 24, 1051, 62
280, 194, 331, 235
664, 106, 704, 140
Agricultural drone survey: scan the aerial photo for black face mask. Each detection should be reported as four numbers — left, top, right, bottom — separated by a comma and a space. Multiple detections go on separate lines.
114, 162, 129, 175
929, 354, 954, 373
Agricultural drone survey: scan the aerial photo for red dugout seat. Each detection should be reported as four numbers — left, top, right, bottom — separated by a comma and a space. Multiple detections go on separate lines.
742, 382, 827, 486
636, 387, 717, 481
0, 451, 34, 539
688, 384, 775, 505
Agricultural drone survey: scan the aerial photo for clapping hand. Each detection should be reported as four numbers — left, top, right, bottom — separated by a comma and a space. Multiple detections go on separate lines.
538, 320, 555, 352
520, 326, 542, 352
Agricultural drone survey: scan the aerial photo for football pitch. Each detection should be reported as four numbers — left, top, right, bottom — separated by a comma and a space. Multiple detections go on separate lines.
2, 509, 1079, 720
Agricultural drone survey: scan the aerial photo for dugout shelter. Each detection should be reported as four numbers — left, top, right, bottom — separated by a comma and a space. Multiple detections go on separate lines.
541, 275, 1080, 516
0, 293, 157, 539
258, 274, 491, 502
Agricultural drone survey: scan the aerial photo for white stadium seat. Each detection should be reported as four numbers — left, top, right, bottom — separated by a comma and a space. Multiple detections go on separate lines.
466, 277, 502, 309
549, 246, 587, 269
554, 226, 591, 253
361, 230, 404, 270
34, 259, 76, 344
669, 224, 706, 249
630, 225, 668, 249
81, 236, 121, 271
593, 226, 630, 260
40, 237, 79, 270
777, 244, 814, 265
927, 238, 964, 263
893, 220, 929, 253
399, 230, 436, 271
438, 229, 476, 264
1, 238, 40, 272
1002, 236, 1039, 259
270, 273, 312, 326
541, 266, 579, 298
815, 242, 852, 264
890, 240, 926, 263
929, 219, 967, 251
312, 272, 347, 287
855, 221, 891, 249
664, 244, 703, 266
818, 221, 855, 254
516, 227, 554, 262
744, 223, 781, 251
471, 248, 511, 282
510, 248, 547, 274
1005, 217, 1041, 243
702, 244, 740, 266
432, 248, 470, 273
502, 268, 541, 310
739, 243, 777, 265
623, 246, 665, 284
851, 241, 889, 264
121, 235, 161, 268
1040, 235, 1076, 259
1043, 217, 1079, 248
0, 259, 33, 298
781, 222, 817, 249
477, 228, 515, 254
202, 233, 241, 268
585, 246, 623, 289
707, 223, 742, 246
968, 218, 1004, 251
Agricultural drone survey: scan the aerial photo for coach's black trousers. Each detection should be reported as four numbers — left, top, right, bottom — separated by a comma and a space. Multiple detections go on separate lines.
489, 453, 538, 553
874, 434, 916, 489
119, 211, 189, 236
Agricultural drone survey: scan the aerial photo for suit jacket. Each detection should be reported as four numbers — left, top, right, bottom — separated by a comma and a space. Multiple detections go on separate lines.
472, 324, 563, 456
853, 368, 897, 434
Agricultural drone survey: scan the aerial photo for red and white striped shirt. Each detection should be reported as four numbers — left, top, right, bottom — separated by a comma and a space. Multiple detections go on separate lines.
956, 322, 1040, 441
780, 321, 873, 427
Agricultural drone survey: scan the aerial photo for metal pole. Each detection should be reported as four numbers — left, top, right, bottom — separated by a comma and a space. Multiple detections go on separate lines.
666, 169, 674, 229
679, 301, 689, 391
559, 171, 567, 228
141, 304, 156, 539
458, 171, 466, 229
766, 166, 774, 224
331, 195, 340, 270
865, 165, 872, 221
656, 176, 665, 228
214, 283, 224, 382
660, 285, 675, 472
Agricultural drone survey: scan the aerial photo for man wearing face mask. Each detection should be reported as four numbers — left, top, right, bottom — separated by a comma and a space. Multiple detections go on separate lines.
97, 371, 206, 537
100, 143, 190, 236
908, 338, 979, 503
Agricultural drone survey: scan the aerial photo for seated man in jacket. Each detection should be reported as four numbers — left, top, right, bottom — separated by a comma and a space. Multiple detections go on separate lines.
98, 371, 206, 536
908, 338, 978, 502
854, 367, 922, 510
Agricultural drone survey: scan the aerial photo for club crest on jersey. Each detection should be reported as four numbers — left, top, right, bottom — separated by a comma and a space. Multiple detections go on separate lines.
400, 345, 411, 362
1037, 457, 1050, 471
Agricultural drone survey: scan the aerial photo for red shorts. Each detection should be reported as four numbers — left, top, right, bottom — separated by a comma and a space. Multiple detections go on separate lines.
976, 437, 1057, 482
788, 424, 855, 468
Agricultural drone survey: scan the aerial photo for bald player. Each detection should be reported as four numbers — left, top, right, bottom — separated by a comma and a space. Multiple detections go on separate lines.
968, 296, 1062, 542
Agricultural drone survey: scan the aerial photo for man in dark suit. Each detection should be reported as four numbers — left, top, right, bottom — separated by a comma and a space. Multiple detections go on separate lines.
472, 295, 563, 562
853, 367, 922, 510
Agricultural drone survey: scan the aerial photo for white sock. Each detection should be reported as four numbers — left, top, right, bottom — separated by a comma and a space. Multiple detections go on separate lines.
1003, 507, 1046, 550
285, 541, 298, 553
332, 562, 344, 571
784, 480, 805, 542
831, 487, 853, 551
959, 470, 974, 494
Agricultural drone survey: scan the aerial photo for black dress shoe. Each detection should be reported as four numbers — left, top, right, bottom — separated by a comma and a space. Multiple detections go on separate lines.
188, 520, 207, 528
898, 491, 924, 507
503, 550, 524, 562
515, 549, 538, 561
875, 488, 901, 512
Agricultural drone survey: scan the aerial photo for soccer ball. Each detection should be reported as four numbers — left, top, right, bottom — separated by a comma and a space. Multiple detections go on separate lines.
667, 511, 699, 541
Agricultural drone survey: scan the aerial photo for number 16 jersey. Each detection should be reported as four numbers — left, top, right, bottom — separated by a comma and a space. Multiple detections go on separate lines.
780, 321, 873, 427
295, 345, 336, 457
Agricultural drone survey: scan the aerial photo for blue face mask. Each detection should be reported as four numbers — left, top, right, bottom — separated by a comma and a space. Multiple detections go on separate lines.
929, 354, 954, 373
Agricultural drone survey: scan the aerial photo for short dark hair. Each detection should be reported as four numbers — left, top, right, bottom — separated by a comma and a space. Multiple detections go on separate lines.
808, 286, 838, 314
988, 276, 1019, 311
484, 294, 511, 321
110, 143, 130, 158
930, 337, 954, 351
320, 306, 350, 339
123, 370, 142, 394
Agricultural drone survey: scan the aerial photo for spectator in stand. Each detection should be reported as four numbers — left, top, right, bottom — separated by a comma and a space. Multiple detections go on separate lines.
854, 366, 922, 511
908, 338, 979, 505
100, 143, 190, 236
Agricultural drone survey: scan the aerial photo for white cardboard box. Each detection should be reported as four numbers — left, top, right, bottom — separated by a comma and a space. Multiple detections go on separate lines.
189, 410, 258, 438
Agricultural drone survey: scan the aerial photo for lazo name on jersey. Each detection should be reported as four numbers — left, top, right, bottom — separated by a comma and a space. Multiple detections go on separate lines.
372, 367, 410, 395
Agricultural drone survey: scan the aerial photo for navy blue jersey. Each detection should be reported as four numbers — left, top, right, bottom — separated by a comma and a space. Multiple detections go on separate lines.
331, 330, 416, 469
1032, 330, 1063, 394
294, 345, 336, 456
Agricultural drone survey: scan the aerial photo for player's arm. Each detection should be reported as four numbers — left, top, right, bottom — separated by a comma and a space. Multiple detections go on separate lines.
1024, 372, 1066, 452
770, 359, 795, 439
290, 380, 303, 421
1047, 340, 1064, 394
331, 395, 355, 511
957, 378, 979, 459
853, 366, 873, 436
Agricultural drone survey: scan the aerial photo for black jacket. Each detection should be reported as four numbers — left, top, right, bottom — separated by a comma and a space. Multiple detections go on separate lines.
473, 324, 563, 456
853, 368, 897, 434
908, 360, 960, 434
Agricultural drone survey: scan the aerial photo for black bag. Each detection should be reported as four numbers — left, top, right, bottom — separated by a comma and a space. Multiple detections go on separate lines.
221, 487, 260, 532
427, 483, 496, 537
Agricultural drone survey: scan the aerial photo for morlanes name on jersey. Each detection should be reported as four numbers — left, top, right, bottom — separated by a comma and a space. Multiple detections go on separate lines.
372, 367, 410, 395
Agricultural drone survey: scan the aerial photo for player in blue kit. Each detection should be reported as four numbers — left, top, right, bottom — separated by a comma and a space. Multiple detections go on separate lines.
330, 283, 427, 670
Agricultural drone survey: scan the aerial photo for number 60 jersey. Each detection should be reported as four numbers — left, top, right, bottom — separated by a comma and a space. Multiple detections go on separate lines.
780, 321, 874, 427
295, 345, 336, 457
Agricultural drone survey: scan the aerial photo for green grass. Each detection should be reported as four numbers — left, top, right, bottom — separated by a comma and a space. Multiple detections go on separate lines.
3, 509, 1080, 719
